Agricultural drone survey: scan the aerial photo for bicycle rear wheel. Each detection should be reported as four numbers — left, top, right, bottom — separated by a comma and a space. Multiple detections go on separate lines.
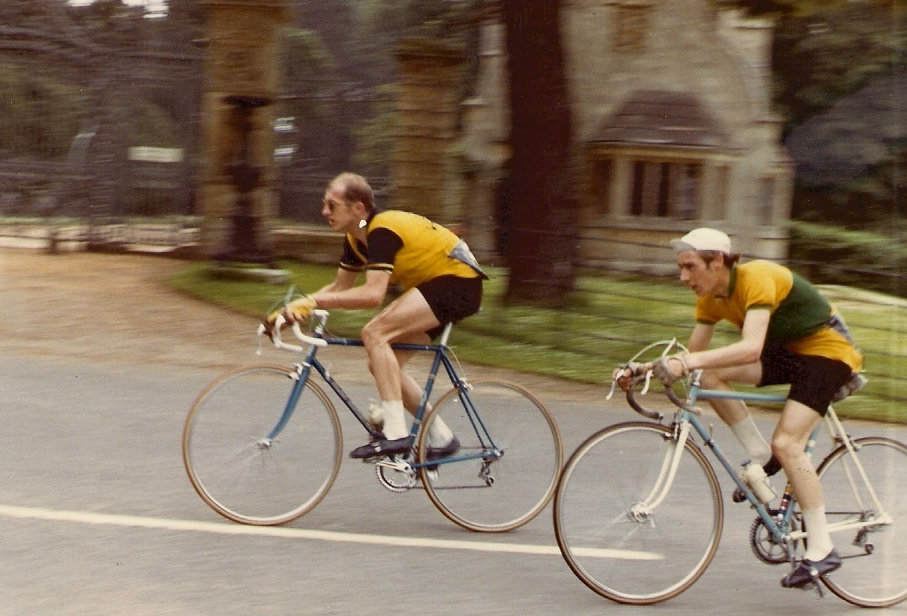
182, 365, 342, 526
417, 380, 562, 532
815, 437, 907, 607
554, 422, 723, 605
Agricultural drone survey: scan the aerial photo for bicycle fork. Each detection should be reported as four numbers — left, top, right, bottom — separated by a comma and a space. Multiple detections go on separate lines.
628, 421, 694, 523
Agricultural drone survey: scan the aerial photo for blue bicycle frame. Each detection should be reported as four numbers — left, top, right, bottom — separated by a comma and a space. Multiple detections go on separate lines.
677, 378, 808, 545
264, 318, 499, 471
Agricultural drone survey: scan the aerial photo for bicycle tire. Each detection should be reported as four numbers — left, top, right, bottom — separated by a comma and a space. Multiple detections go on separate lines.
182, 365, 342, 526
815, 437, 907, 607
554, 422, 723, 605
417, 380, 562, 532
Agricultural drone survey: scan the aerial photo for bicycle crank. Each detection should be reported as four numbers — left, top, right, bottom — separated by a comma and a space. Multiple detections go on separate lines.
375, 456, 417, 492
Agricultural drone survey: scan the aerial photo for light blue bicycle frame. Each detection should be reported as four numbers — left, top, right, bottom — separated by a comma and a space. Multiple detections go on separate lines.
644, 372, 890, 552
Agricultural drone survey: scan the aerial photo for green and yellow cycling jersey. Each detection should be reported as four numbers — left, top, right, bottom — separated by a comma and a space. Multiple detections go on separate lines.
695, 260, 862, 372
339, 210, 485, 291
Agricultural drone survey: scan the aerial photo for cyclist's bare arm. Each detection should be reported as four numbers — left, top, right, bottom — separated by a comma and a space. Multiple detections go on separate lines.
680, 309, 770, 372
314, 267, 358, 294
686, 322, 714, 353
312, 269, 390, 311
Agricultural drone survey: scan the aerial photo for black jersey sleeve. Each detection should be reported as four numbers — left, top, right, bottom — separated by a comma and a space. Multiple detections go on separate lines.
366, 227, 403, 274
339, 235, 367, 271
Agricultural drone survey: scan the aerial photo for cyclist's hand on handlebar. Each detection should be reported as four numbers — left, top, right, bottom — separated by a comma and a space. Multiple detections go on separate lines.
283, 295, 318, 323
265, 295, 317, 326
263, 295, 317, 340
652, 354, 689, 386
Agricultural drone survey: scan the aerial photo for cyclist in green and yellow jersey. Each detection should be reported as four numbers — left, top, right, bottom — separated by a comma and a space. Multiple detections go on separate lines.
619, 227, 863, 589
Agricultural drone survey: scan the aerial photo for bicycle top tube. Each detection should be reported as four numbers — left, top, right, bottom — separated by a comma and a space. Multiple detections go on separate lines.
321, 336, 449, 353
317, 315, 454, 353
264, 310, 454, 355
690, 385, 788, 406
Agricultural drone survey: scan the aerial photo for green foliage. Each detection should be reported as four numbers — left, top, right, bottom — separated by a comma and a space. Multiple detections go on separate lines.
283, 28, 336, 86
788, 221, 907, 298
168, 258, 907, 423
279, 27, 340, 169
352, 84, 397, 177
0, 63, 87, 159
772, 2, 907, 129
124, 96, 181, 148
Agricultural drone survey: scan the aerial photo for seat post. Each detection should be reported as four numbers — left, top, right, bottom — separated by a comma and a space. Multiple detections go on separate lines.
438, 322, 453, 346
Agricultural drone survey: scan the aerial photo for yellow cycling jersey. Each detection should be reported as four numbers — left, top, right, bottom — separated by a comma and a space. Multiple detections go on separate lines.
339, 210, 485, 291
695, 260, 862, 372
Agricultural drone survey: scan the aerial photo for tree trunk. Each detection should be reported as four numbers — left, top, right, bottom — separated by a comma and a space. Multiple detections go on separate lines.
501, 0, 576, 303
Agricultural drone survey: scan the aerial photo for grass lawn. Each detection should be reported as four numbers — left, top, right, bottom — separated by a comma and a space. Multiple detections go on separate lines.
169, 260, 906, 425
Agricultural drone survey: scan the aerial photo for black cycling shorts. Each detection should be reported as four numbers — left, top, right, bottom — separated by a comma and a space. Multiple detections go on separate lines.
417, 275, 483, 339
758, 345, 854, 415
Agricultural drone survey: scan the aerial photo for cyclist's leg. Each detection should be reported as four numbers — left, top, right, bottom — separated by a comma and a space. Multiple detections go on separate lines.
357, 289, 440, 447
774, 354, 853, 564
773, 400, 829, 555
700, 362, 773, 466
368, 276, 479, 446
398, 365, 454, 446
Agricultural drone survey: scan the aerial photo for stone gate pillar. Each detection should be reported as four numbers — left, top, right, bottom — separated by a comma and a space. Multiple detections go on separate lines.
197, 0, 290, 262
393, 39, 465, 224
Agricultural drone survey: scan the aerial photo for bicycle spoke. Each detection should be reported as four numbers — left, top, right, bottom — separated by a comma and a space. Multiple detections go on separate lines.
418, 380, 562, 532
815, 437, 907, 607
554, 422, 723, 605
183, 366, 342, 526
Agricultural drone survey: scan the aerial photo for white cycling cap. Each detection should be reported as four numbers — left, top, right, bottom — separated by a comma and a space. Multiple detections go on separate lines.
670, 227, 731, 253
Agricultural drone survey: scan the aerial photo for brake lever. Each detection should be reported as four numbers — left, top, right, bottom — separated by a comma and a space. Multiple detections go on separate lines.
640, 370, 653, 395
607, 363, 652, 399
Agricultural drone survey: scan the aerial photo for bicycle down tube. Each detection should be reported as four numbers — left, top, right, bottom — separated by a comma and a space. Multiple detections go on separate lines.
693, 381, 891, 539
265, 322, 454, 445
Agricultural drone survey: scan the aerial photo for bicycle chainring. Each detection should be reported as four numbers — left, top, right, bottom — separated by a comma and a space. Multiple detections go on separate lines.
750, 512, 799, 565
375, 456, 417, 493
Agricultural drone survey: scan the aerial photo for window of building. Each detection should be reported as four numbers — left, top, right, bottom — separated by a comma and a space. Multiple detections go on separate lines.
758, 175, 776, 226
628, 158, 701, 219
591, 158, 612, 216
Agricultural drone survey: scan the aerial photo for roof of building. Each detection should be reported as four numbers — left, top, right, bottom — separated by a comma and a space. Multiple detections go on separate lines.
590, 89, 730, 149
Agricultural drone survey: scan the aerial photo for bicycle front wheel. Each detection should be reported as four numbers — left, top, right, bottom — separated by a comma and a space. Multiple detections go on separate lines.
182, 365, 342, 526
418, 380, 563, 532
816, 437, 907, 607
554, 422, 723, 605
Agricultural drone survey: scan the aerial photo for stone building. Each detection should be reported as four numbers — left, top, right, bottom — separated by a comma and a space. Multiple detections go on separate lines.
459, 0, 794, 270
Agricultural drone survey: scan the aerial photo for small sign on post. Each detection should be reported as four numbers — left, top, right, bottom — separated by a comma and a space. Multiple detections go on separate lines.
127, 147, 184, 164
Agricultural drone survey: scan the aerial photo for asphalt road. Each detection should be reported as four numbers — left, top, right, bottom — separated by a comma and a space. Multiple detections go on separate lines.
2, 350, 905, 615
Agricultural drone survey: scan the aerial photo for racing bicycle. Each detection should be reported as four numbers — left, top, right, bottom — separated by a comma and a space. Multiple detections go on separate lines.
553, 339, 907, 607
182, 309, 563, 533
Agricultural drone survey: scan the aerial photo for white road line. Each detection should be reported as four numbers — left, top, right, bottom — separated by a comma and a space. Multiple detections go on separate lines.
0, 504, 661, 560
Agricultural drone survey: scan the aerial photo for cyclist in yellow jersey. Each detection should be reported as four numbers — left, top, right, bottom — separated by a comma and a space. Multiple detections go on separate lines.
269, 172, 486, 459
617, 227, 864, 589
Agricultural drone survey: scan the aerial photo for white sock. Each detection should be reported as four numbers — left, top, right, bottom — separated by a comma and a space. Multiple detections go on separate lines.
425, 405, 454, 446
381, 400, 408, 440
730, 416, 772, 466
802, 507, 834, 561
